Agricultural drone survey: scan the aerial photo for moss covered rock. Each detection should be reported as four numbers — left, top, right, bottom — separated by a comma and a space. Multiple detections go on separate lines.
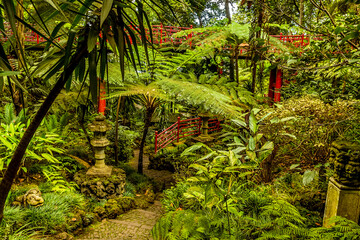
74, 168, 126, 199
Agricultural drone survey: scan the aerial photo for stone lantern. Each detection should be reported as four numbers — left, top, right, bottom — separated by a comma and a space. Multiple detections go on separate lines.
195, 113, 214, 142
86, 114, 113, 177
323, 141, 360, 226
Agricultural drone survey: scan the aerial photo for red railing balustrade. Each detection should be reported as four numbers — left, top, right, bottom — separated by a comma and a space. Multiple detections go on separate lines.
154, 116, 222, 153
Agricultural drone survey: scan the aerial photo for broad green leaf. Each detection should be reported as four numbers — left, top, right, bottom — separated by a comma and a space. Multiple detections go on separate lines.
248, 136, 255, 151
205, 184, 218, 209
257, 111, 272, 124
181, 143, 205, 156
229, 150, 236, 166
290, 164, 300, 170
249, 111, 258, 134
78, 57, 86, 82
232, 146, 246, 154
100, 38, 107, 81
100, 0, 113, 27
198, 152, 216, 161
45, 21, 66, 51
260, 141, 274, 151
246, 150, 256, 162
41, 153, 59, 163
231, 119, 246, 128
0, 136, 14, 149
270, 117, 279, 124
189, 163, 208, 173
280, 132, 297, 139
303, 170, 317, 186
280, 116, 297, 122
254, 133, 263, 143
87, 27, 98, 53
89, 50, 98, 104
45, 0, 69, 22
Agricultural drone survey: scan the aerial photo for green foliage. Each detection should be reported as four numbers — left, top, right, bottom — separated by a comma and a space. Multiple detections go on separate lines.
43, 112, 71, 135
0, 191, 87, 237
108, 125, 140, 162
0, 119, 78, 192
309, 216, 360, 239
260, 95, 360, 169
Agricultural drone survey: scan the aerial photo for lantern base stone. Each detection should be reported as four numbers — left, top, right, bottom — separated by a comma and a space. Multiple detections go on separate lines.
86, 165, 113, 177
323, 177, 360, 227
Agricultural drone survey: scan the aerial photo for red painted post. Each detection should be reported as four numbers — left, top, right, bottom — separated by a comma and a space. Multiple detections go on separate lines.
160, 23, 163, 44
37, 34, 39, 44
274, 69, 282, 102
301, 34, 304, 47
279, 32, 283, 42
177, 117, 180, 142
155, 131, 158, 153
98, 78, 106, 115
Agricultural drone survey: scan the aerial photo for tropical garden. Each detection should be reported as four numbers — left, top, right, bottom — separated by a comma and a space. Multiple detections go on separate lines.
1, 0, 360, 239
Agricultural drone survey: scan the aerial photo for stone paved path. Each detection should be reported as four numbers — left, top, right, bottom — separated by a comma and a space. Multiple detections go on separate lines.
76, 201, 163, 240
75, 150, 174, 240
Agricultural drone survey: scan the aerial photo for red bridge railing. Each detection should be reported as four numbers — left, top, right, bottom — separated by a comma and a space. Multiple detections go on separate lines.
0, 22, 321, 51
154, 116, 222, 153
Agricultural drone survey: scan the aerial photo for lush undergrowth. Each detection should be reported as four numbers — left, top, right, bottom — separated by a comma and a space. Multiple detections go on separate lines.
150, 96, 360, 239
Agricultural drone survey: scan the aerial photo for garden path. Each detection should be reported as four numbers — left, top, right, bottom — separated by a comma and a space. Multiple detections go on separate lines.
75, 150, 174, 240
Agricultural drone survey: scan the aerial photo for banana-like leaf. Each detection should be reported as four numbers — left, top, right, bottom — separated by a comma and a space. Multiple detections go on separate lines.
89, 50, 98, 104
100, 0, 113, 27
44, 0, 69, 22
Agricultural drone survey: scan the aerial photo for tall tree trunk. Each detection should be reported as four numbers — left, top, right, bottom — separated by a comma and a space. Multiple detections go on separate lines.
299, 0, 304, 26
0, 45, 87, 223
225, 0, 231, 24
138, 107, 154, 174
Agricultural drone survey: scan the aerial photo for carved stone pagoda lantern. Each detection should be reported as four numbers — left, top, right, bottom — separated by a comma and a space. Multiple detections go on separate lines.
86, 114, 113, 177
194, 113, 214, 142
323, 141, 360, 226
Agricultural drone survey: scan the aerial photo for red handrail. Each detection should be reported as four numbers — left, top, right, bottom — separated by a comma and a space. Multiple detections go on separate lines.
154, 117, 223, 153
0, 21, 324, 52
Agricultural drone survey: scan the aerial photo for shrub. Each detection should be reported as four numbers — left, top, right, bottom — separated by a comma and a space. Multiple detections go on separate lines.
260, 95, 360, 171
107, 125, 140, 162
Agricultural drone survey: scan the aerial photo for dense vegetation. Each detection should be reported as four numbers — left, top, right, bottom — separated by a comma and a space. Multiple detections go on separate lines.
0, 0, 360, 239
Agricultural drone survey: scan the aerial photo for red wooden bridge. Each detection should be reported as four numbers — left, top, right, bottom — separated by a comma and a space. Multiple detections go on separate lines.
155, 116, 222, 153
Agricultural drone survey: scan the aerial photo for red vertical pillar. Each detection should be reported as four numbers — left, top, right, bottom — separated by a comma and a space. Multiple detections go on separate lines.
98, 78, 106, 115
274, 69, 282, 102
160, 23, 163, 44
